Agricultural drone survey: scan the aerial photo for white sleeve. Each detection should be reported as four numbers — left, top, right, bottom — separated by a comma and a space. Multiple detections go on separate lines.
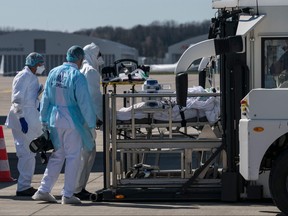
85, 69, 103, 121
11, 73, 28, 118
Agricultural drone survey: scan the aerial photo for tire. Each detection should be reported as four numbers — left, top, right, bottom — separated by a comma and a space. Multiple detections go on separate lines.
89, 193, 98, 202
269, 149, 288, 215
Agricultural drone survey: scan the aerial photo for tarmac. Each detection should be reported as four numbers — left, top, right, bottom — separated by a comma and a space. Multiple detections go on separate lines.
0, 75, 284, 215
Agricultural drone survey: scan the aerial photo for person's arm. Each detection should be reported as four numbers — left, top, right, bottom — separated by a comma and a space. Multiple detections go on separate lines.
11, 72, 30, 133
85, 69, 103, 121
11, 73, 28, 118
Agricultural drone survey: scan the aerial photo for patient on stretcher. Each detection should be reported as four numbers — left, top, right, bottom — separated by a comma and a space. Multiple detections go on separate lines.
116, 86, 220, 125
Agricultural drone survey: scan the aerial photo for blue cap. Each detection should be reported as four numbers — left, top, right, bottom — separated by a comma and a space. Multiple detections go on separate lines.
25, 52, 44, 67
66, 45, 85, 63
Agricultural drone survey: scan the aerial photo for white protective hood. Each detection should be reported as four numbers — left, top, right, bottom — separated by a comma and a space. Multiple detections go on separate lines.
83, 42, 100, 69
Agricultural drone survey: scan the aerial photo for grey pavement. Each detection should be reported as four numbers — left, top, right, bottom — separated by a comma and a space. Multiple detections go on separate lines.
0, 75, 284, 215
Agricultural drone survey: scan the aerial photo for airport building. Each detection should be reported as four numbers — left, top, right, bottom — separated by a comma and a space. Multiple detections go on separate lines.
0, 30, 138, 76
166, 34, 208, 64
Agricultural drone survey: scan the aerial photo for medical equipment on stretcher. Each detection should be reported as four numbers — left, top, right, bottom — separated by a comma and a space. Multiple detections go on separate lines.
101, 59, 150, 82
142, 79, 161, 92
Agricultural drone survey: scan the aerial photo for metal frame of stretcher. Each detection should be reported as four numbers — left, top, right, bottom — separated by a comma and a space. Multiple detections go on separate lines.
102, 91, 226, 199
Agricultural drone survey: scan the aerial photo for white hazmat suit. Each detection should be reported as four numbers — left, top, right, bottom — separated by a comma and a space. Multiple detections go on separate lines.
6, 66, 43, 192
38, 61, 96, 199
74, 43, 104, 197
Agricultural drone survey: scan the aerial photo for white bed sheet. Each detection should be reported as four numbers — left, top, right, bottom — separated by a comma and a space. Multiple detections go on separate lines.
117, 86, 220, 124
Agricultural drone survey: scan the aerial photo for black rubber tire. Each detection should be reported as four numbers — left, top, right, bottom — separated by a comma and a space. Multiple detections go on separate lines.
269, 149, 288, 215
89, 193, 98, 202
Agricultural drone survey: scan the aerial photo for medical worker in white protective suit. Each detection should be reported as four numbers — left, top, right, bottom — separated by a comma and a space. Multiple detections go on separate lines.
5, 52, 45, 196
74, 42, 104, 200
32, 46, 96, 204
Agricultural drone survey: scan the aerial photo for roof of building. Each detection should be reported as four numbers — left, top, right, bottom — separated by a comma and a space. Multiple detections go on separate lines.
0, 30, 137, 54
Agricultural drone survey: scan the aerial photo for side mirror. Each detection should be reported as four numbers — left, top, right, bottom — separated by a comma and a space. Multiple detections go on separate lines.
176, 72, 188, 107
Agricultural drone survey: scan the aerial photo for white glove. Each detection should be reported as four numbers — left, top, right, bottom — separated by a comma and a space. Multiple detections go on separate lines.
38, 84, 44, 95
41, 122, 49, 131
12, 103, 23, 116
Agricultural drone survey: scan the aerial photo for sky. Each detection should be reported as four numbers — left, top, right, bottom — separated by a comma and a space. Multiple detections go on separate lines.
0, 0, 217, 33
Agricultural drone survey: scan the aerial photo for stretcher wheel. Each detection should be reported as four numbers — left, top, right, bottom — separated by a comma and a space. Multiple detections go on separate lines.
89, 193, 98, 202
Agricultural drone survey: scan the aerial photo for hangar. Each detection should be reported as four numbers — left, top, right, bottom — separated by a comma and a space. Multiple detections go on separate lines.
0, 30, 138, 76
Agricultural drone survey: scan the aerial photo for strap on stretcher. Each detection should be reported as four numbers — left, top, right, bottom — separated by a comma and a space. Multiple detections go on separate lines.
179, 106, 186, 127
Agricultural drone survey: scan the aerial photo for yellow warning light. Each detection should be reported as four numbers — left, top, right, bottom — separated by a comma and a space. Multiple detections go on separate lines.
241, 99, 248, 114
253, 127, 264, 132
241, 107, 247, 112
115, 194, 125, 199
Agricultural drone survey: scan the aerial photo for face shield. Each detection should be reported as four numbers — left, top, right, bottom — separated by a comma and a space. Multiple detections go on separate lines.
96, 52, 105, 67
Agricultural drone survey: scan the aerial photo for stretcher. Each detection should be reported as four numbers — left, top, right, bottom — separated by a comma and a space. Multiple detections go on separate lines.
102, 86, 224, 190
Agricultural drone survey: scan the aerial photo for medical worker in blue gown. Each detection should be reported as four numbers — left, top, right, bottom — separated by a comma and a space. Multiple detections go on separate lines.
6, 52, 45, 196
74, 42, 104, 200
32, 46, 96, 205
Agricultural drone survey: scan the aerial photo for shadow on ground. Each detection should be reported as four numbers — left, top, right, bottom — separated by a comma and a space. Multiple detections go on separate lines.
1, 152, 104, 189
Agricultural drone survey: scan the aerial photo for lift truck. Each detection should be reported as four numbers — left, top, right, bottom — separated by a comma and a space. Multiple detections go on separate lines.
97, 1, 288, 215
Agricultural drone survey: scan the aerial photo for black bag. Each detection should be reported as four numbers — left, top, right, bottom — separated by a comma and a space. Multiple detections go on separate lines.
29, 130, 54, 164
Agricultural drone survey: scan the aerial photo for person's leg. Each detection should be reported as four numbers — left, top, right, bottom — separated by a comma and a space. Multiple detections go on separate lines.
74, 145, 96, 194
84, 145, 96, 187
12, 130, 36, 192
62, 128, 82, 198
33, 128, 65, 203
38, 146, 65, 193
38, 128, 65, 193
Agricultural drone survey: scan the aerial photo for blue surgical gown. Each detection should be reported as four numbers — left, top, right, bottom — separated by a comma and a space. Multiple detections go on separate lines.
40, 62, 96, 151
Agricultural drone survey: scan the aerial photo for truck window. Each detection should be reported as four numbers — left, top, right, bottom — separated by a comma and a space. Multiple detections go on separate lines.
262, 38, 288, 88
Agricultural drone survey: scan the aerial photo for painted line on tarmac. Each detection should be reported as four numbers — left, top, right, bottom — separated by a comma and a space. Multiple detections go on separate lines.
0, 89, 11, 93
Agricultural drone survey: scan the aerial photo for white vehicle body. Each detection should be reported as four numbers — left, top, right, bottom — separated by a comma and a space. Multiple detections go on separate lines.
239, 89, 288, 180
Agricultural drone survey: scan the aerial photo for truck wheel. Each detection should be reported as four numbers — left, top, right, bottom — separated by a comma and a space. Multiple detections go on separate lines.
269, 150, 288, 215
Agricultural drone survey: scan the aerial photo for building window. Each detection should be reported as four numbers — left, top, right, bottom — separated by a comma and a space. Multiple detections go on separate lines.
34, 39, 46, 53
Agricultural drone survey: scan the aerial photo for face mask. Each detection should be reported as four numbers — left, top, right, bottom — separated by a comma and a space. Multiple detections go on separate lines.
36, 65, 45, 75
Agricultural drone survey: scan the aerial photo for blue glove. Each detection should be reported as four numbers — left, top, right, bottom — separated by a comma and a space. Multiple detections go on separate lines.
19, 117, 28, 134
